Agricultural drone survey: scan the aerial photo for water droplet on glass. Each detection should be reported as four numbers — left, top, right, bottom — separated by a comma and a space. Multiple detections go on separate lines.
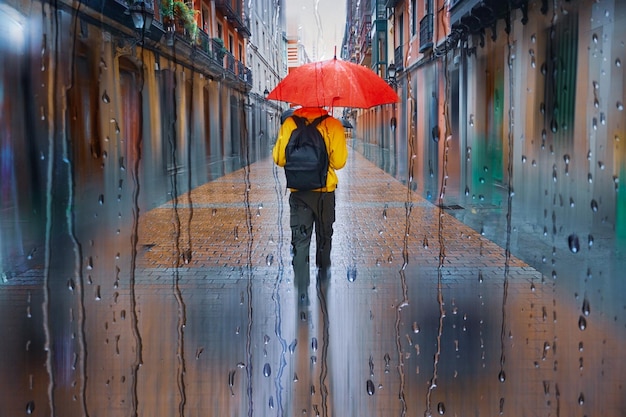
578, 316, 587, 330
263, 363, 271, 377
412, 322, 420, 333
578, 392, 585, 405
550, 118, 558, 133
464, 185, 470, 196
592, 33, 598, 43
26, 401, 35, 414
582, 298, 590, 316
366, 379, 375, 395
101, 91, 110, 103
498, 370, 506, 382
422, 236, 429, 249
265, 254, 274, 266
615, 58, 621, 67
269, 396, 274, 409
311, 337, 318, 352
228, 369, 236, 394
347, 266, 357, 282
617, 101, 624, 111
437, 401, 446, 415
567, 234, 580, 253
95, 285, 101, 300
590, 199, 598, 212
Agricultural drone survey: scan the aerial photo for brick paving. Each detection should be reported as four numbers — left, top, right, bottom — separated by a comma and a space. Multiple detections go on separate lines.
136, 149, 528, 274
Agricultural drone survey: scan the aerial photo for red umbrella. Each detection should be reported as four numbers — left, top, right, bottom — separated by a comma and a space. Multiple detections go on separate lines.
266, 57, 399, 109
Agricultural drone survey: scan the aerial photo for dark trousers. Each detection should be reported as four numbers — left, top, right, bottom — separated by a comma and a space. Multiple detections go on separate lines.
289, 190, 335, 293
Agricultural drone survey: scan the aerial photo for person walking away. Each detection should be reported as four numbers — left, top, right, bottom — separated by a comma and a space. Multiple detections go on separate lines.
272, 107, 348, 302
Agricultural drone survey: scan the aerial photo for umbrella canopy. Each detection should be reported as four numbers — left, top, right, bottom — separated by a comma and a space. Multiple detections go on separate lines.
266, 57, 399, 109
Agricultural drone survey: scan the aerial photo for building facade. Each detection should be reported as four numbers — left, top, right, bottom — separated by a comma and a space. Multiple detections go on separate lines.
347, 0, 625, 243
0, 0, 288, 274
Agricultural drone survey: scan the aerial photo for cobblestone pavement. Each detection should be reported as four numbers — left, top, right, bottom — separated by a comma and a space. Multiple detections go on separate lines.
2, 150, 624, 416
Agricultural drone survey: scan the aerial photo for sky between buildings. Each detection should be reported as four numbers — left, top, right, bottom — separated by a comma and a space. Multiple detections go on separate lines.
286, 0, 347, 61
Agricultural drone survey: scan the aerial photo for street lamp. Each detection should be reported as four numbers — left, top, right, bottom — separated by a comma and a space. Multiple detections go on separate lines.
387, 63, 397, 87
128, 0, 154, 33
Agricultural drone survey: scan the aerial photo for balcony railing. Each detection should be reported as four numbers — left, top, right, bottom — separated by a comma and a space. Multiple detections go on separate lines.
214, 0, 251, 37
419, 13, 434, 52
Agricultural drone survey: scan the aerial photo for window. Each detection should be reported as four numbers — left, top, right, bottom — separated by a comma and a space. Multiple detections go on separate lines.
411, 0, 417, 36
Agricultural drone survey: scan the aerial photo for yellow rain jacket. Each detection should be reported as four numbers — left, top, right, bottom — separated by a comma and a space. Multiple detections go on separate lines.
272, 107, 348, 192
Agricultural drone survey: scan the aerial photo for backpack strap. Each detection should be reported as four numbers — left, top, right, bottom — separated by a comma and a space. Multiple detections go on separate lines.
289, 114, 330, 128
309, 114, 330, 128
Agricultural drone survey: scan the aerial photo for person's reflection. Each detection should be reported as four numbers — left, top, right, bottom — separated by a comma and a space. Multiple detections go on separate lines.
289, 275, 333, 417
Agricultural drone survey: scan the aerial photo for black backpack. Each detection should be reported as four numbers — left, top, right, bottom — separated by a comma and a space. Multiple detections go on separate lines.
284, 115, 330, 190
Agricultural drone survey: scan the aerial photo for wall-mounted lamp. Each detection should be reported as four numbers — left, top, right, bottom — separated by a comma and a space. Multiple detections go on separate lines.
387, 63, 397, 87
128, 0, 154, 34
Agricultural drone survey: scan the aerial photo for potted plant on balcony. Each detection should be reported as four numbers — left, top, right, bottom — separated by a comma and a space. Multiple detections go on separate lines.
212, 37, 226, 61
159, 0, 198, 41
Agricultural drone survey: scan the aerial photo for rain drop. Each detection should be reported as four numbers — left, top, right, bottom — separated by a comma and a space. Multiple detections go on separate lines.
26, 401, 35, 414
567, 234, 580, 253
263, 363, 271, 377
590, 199, 599, 212
311, 337, 318, 352
582, 298, 590, 316
366, 379, 375, 395
578, 315, 587, 330
412, 322, 420, 333
422, 236, 429, 249
228, 370, 235, 394
587, 234, 594, 248
101, 91, 110, 103
347, 266, 357, 282
269, 396, 274, 409
616, 58, 621, 67
521, 155, 527, 163
617, 101, 624, 111
265, 254, 274, 266
498, 370, 506, 382
578, 392, 585, 405
289, 339, 297, 354
437, 402, 446, 415
550, 118, 558, 133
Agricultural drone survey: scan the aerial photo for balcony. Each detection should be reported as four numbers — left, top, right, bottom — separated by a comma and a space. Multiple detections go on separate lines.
419, 13, 433, 53
214, 0, 251, 37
